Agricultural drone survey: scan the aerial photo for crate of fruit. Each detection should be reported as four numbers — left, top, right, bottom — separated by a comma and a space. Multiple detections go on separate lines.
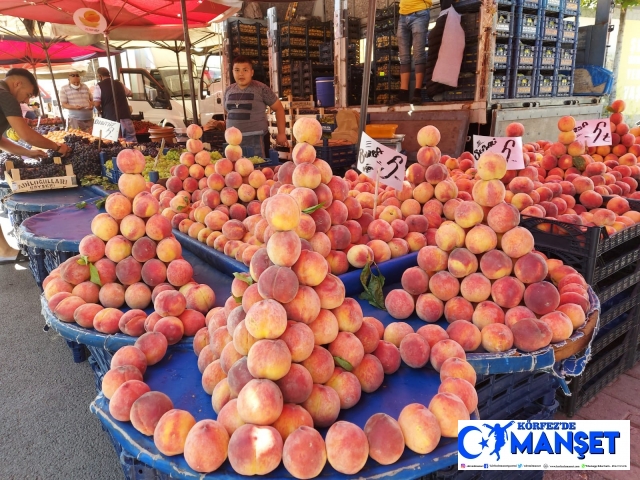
4, 158, 77, 193
496, 10, 514, 38
493, 42, 511, 69
513, 74, 534, 98
492, 74, 510, 99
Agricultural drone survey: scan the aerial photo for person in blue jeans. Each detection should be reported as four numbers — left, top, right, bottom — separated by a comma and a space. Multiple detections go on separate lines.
396, 0, 432, 104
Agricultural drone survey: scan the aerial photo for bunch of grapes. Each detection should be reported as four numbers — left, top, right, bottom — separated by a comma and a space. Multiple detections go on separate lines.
18, 164, 66, 180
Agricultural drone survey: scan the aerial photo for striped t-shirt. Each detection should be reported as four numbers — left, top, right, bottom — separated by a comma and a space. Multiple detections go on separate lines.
60, 83, 93, 120
224, 81, 278, 133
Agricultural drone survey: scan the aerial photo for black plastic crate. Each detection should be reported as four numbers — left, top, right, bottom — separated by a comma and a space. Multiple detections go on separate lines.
450, 0, 483, 12
492, 74, 510, 99
374, 92, 398, 105
460, 42, 479, 73
557, 308, 638, 416
375, 3, 400, 21
376, 62, 401, 78
443, 74, 477, 102
430, 466, 544, 480
102, 427, 173, 480
535, 72, 555, 96
375, 32, 398, 49
538, 44, 557, 68
496, 10, 515, 39
461, 12, 481, 40
476, 371, 558, 420
493, 41, 511, 69
375, 50, 399, 64
376, 77, 401, 91
555, 73, 572, 96
512, 74, 534, 97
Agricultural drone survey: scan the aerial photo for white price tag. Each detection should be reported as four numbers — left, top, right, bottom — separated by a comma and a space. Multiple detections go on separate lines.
92, 117, 121, 142
357, 132, 407, 191
573, 118, 612, 146
473, 135, 525, 170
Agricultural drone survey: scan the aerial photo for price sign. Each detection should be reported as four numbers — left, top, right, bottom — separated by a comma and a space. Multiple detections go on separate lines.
472, 135, 525, 170
73, 8, 107, 34
357, 132, 407, 191
92, 117, 121, 142
573, 118, 612, 146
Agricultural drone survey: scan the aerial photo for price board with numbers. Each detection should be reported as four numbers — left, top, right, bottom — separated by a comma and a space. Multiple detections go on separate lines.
92, 118, 121, 142
357, 132, 407, 191
472, 135, 525, 170
573, 118, 612, 146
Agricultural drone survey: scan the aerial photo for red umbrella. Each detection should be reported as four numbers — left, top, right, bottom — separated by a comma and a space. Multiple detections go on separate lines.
0, 37, 109, 66
0, 1, 229, 30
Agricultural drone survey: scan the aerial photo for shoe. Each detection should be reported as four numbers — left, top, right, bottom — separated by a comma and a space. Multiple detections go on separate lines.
394, 89, 410, 105
412, 89, 423, 104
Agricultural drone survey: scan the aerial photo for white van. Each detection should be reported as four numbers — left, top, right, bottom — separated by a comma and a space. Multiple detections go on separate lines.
120, 54, 224, 128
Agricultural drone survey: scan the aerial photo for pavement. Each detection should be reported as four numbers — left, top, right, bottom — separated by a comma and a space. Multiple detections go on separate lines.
0, 257, 123, 479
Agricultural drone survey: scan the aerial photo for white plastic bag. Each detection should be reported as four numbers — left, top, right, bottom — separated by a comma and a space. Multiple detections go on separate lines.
432, 7, 466, 87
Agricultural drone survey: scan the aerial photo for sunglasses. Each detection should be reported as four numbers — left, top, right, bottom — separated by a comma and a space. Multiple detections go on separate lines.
69, 74, 80, 77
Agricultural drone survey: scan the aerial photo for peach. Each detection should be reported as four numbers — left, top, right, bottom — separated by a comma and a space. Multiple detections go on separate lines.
539, 311, 574, 342
104, 193, 132, 220
154, 316, 185, 345
301, 345, 335, 384
271, 404, 314, 445
109, 379, 150, 422
118, 173, 147, 200
313, 274, 345, 310
438, 377, 478, 415
98, 283, 125, 309
217, 399, 245, 437
505, 306, 537, 328
430, 339, 466, 372
511, 318, 553, 352
247, 338, 291, 381
329, 331, 365, 370
417, 125, 441, 147
418, 245, 449, 271
301, 383, 341, 428
486, 202, 520, 233
557, 303, 586, 329
363, 414, 404, 466
154, 290, 186, 317
429, 271, 460, 301
448, 248, 478, 278
102, 365, 143, 399
93, 307, 124, 333
324, 422, 369, 475
500, 226, 534, 258
384, 289, 415, 319
513, 252, 548, 284
183, 420, 229, 474
257, 265, 299, 304
524, 281, 560, 315
398, 332, 430, 368
130, 391, 174, 436
308, 309, 339, 345
454, 200, 483, 228
428, 392, 469, 437
491, 276, 525, 308
282, 425, 326, 480
479, 249, 512, 279
440, 357, 477, 386
236, 378, 283, 425
78, 235, 106, 264
292, 117, 322, 144
447, 320, 482, 352
347, 244, 374, 268
398, 403, 441, 454
244, 299, 287, 340
325, 367, 362, 409
228, 424, 283, 476
481, 323, 514, 352
73, 303, 103, 328
373, 340, 402, 374
115, 256, 142, 286
400, 267, 429, 296
472, 179, 506, 207
351, 353, 384, 393
118, 308, 147, 336
415, 293, 444, 323
154, 409, 197, 456
477, 152, 507, 180
435, 221, 465, 252
275, 363, 313, 404
134, 332, 168, 366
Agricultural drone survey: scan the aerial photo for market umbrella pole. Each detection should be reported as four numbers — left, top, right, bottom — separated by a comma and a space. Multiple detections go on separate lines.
103, 33, 121, 124
174, 40, 189, 125
37, 23, 64, 122
31, 64, 44, 115
180, 0, 199, 126
358, 1, 377, 146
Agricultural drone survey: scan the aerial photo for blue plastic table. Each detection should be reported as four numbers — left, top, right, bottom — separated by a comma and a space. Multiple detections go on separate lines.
90, 348, 475, 480
41, 248, 232, 384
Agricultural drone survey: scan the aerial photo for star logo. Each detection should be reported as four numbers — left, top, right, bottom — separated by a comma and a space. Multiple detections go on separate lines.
480, 437, 489, 449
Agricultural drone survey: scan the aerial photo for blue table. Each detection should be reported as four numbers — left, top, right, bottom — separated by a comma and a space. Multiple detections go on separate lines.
91, 348, 475, 480
41, 248, 232, 384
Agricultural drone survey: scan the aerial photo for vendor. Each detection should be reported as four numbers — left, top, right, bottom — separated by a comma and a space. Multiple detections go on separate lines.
60, 72, 94, 133
0, 68, 69, 263
224, 56, 288, 155
396, 0, 432, 104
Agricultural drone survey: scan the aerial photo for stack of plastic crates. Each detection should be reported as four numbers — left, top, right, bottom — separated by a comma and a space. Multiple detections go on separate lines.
227, 20, 269, 88
520, 196, 640, 416
313, 138, 357, 174
555, 0, 579, 95
373, 4, 400, 104
509, 0, 545, 98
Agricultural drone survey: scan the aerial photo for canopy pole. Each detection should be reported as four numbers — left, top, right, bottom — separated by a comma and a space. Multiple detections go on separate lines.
180, 0, 199, 125
31, 64, 44, 115
175, 41, 189, 125
103, 31, 121, 123
358, 0, 376, 147
37, 23, 64, 122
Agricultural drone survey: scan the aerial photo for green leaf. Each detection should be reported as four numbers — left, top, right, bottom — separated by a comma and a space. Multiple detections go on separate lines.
233, 295, 243, 304
233, 272, 254, 285
89, 263, 102, 286
302, 202, 325, 214
95, 198, 106, 209
76, 255, 89, 266
75, 201, 87, 209
359, 261, 386, 310
333, 356, 353, 371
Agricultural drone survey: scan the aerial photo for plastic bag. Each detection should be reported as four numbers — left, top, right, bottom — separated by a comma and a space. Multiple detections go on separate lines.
432, 8, 465, 87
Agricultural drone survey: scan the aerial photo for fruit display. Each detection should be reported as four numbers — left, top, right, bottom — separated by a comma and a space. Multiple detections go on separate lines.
44, 128, 114, 145
133, 120, 160, 134
80, 175, 119, 190
81, 118, 481, 477
203, 119, 226, 131
41, 147, 217, 347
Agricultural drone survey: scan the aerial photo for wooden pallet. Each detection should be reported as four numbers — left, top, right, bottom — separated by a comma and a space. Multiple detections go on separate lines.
4, 158, 77, 193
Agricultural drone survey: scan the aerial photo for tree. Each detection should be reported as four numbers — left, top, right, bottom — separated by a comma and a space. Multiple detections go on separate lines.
583, 0, 640, 99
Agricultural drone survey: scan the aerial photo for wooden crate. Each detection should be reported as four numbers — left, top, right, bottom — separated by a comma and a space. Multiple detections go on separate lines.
4, 158, 77, 193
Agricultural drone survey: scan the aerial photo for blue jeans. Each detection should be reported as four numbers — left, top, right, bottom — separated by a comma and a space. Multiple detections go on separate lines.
120, 118, 137, 143
397, 9, 430, 66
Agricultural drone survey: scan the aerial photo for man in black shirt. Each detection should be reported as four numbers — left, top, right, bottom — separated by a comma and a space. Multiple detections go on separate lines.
0, 68, 70, 262
93, 67, 136, 142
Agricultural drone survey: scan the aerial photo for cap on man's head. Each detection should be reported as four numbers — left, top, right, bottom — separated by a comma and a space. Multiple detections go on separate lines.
6, 67, 38, 92
97, 67, 110, 77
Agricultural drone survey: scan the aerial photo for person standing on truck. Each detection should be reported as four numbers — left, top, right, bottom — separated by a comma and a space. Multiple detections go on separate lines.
224, 56, 288, 155
395, 0, 432, 104
60, 72, 94, 133
93, 67, 136, 143
0, 68, 69, 263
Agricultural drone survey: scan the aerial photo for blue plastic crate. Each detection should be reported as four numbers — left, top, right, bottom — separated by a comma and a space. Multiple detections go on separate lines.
496, 10, 514, 39
517, 12, 541, 39
513, 42, 537, 70
545, 0, 562, 12
511, 73, 534, 98
100, 154, 121, 184
542, 14, 560, 40
538, 43, 557, 69
493, 41, 512, 69
554, 73, 572, 96
314, 139, 357, 170
561, 18, 577, 43
492, 73, 510, 99
223, 130, 267, 159
535, 71, 556, 97
564, 0, 579, 15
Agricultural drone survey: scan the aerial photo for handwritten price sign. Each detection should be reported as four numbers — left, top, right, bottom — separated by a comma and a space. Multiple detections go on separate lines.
573, 118, 612, 146
92, 117, 121, 142
357, 132, 407, 191
472, 135, 525, 170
